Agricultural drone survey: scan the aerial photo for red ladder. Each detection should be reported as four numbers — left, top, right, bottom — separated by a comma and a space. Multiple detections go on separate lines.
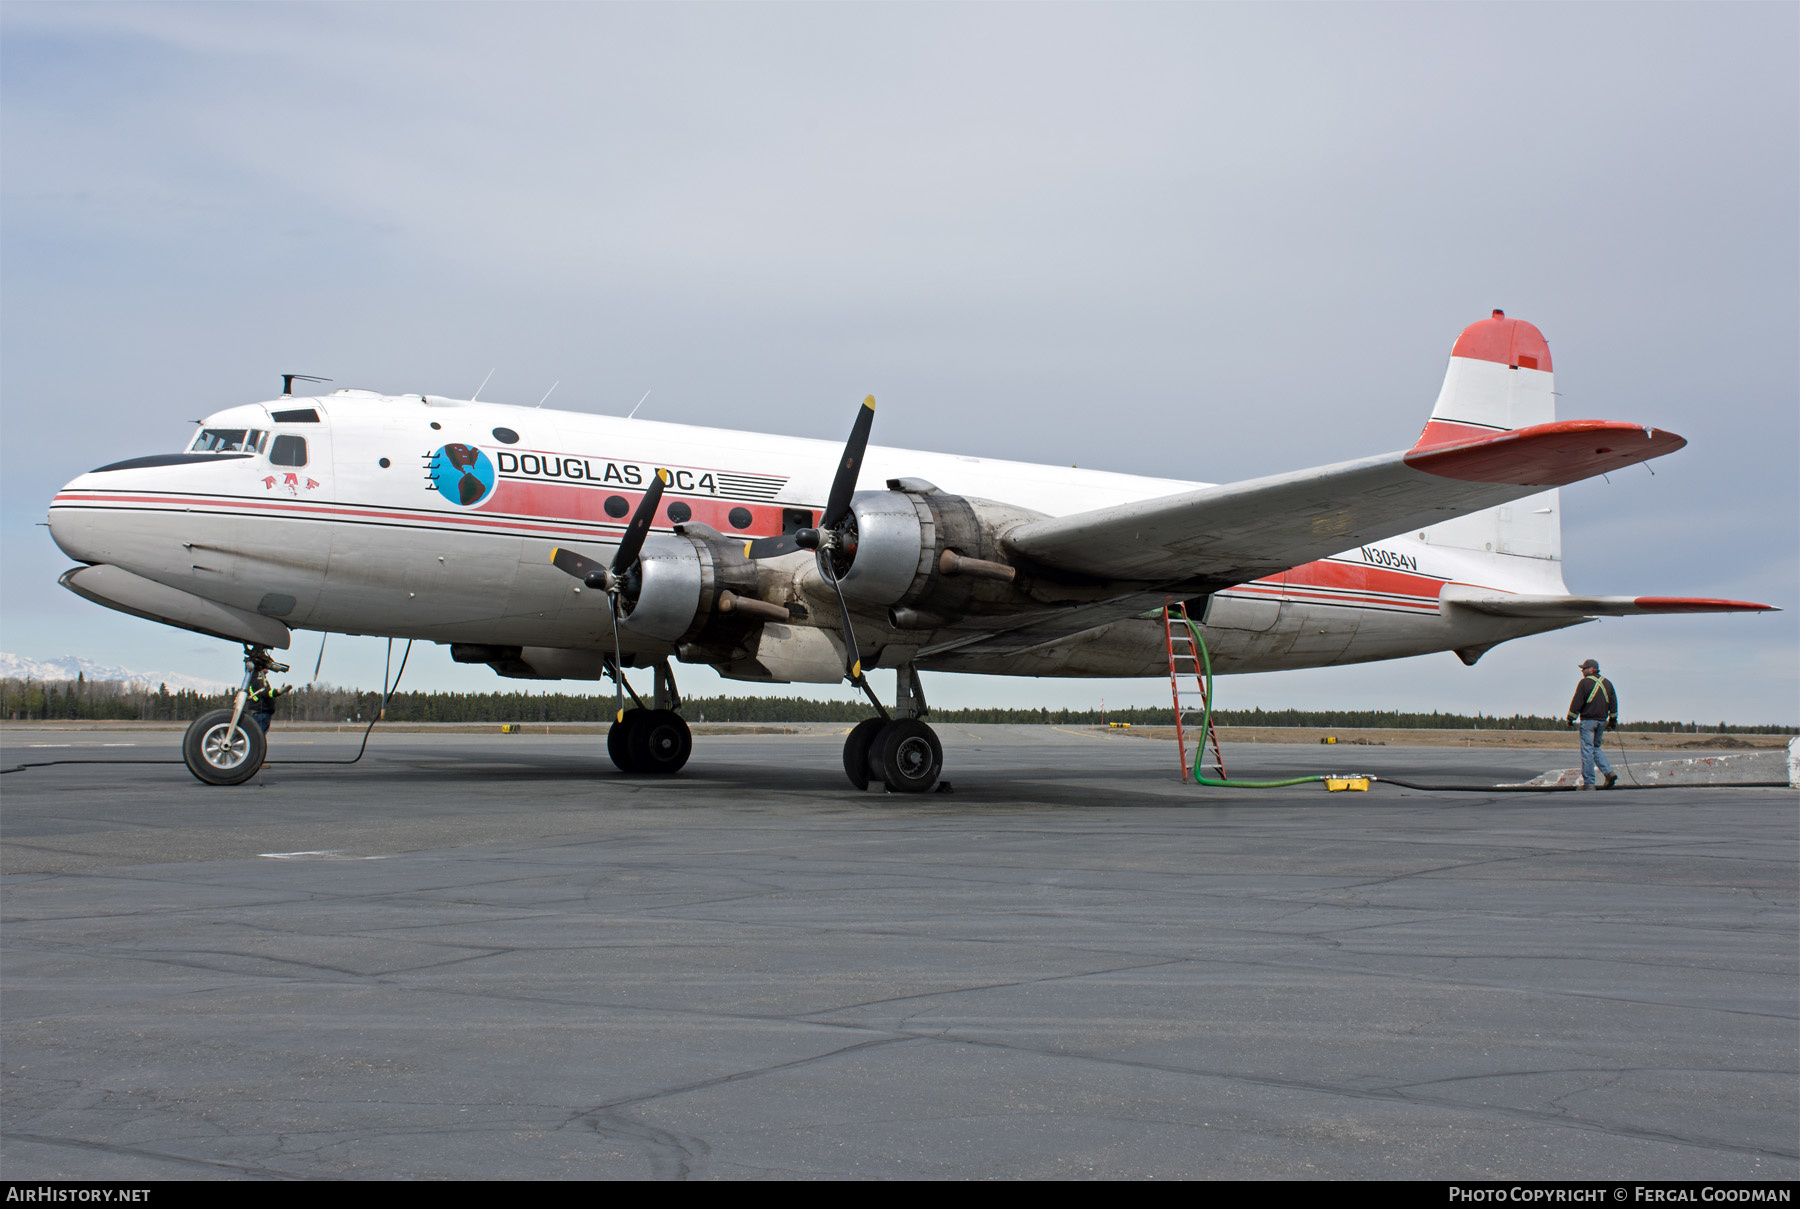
1163, 602, 1227, 782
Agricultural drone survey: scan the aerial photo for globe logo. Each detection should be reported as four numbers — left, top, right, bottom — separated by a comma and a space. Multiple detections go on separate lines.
427, 443, 496, 506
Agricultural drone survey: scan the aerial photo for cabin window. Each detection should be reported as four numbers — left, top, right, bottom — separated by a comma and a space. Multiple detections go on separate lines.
190, 428, 268, 454
269, 435, 309, 467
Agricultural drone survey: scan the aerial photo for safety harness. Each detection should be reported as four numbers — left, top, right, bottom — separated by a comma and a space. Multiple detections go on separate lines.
1583, 674, 1612, 708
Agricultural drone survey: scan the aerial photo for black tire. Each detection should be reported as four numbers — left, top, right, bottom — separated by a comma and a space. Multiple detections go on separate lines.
842, 717, 887, 790
871, 718, 942, 793
607, 709, 644, 772
628, 709, 692, 774
182, 708, 267, 786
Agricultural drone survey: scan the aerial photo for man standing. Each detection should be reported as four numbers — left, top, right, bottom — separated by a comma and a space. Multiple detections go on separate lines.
245, 659, 292, 734
1566, 658, 1618, 790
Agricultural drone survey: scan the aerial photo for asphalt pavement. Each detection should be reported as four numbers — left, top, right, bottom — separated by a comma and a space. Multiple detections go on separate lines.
2, 724, 1794, 1179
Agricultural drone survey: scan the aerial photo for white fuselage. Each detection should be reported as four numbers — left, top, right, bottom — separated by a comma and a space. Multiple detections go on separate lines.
47, 390, 1576, 682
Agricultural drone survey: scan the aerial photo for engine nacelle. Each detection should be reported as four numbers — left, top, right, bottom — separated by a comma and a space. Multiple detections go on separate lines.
829, 485, 1040, 615
618, 534, 705, 642
616, 524, 787, 647
834, 491, 932, 606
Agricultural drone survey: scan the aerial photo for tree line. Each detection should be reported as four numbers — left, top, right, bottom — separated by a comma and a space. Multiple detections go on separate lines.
3, 676, 1794, 734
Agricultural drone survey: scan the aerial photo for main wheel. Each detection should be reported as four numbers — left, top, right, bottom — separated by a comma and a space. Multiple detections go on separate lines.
871, 718, 942, 793
842, 717, 887, 789
607, 709, 644, 772
628, 709, 692, 774
182, 709, 267, 786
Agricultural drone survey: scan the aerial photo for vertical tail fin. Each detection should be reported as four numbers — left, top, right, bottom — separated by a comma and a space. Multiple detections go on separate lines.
1415, 309, 1556, 447
1416, 310, 1565, 582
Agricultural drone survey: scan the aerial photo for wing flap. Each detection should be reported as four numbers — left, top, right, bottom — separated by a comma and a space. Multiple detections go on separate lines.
1002, 420, 1685, 583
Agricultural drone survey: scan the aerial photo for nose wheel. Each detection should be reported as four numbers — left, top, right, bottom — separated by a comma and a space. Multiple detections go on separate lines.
182, 709, 267, 785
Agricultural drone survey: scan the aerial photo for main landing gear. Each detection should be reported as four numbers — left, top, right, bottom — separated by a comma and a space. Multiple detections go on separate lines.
183, 645, 282, 785
606, 658, 692, 775
843, 665, 944, 793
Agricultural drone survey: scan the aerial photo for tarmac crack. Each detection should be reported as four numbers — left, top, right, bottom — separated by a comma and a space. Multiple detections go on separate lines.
0, 1129, 303, 1180
903, 1035, 1800, 1162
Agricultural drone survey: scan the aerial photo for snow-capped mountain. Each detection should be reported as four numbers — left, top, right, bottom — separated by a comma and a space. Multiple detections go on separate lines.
0, 653, 234, 694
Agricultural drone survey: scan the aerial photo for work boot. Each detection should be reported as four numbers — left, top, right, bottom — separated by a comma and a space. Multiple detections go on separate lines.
1602, 773, 1617, 789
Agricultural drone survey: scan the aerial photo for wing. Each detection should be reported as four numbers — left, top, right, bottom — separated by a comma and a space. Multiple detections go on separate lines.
1002, 420, 1686, 584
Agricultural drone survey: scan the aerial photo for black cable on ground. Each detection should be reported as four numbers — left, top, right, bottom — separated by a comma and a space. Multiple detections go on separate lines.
1370, 775, 1787, 792
2, 639, 414, 775
2, 758, 184, 775
270, 639, 412, 766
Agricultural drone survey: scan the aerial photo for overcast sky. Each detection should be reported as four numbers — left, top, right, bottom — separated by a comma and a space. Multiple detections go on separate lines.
2, 2, 1794, 723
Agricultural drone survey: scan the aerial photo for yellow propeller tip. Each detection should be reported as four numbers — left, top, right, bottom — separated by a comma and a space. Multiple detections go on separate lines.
862, 395, 875, 410
850, 660, 862, 678
656, 468, 671, 484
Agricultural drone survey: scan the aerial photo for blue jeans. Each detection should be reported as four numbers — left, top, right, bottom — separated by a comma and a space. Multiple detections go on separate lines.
1580, 719, 1615, 785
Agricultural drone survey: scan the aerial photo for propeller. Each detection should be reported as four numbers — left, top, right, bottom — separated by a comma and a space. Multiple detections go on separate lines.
743, 396, 884, 704
550, 469, 670, 720
743, 394, 874, 564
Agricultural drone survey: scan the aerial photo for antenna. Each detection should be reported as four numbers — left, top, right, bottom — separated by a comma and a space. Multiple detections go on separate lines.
627, 389, 651, 420
281, 374, 332, 396
470, 368, 496, 403
536, 381, 560, 408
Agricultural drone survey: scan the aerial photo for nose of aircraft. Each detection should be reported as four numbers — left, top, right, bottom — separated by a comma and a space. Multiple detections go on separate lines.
49, 462, 136, 565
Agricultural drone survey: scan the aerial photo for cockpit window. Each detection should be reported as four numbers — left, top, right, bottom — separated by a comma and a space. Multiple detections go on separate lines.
190, 428, 268, 454
269, 435, 308, 467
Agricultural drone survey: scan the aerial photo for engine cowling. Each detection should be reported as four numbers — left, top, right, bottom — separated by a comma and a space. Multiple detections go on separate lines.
615, 534, 704, 642
828, 486, 1040, 616
615, 524, 789, 647
834, 491, 932, 606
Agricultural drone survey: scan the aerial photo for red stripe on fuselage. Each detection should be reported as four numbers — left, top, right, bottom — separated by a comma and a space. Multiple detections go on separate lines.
51, 488, 801, 545
481, 480, 794, 535
1222, 558, 1446, 613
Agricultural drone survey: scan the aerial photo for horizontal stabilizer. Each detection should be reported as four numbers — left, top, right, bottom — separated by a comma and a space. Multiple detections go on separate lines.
1003, 420, 1686, 585
1441, 586, 1777, 618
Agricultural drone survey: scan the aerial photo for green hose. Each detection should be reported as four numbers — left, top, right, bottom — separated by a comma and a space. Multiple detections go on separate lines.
1181, 614, 1328, 789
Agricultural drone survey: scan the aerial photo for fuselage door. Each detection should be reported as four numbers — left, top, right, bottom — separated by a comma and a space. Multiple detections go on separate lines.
238, 403, 335, 626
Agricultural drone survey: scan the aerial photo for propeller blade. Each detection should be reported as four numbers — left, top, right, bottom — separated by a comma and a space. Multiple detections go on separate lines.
610, 469, 669, 574
817, 550, 866, 683
821, 395, 875, 531
743, 533, 801, 560
551, 546, 609, 585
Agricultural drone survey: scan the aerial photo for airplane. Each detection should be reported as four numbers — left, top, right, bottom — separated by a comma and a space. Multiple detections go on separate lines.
45, 310, 1775, 788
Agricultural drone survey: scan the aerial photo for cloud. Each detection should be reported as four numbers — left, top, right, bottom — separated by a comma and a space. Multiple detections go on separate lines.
3, 3, 1793, 720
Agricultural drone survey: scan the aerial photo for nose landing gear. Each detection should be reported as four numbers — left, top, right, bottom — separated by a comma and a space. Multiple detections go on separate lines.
182, 645, 285, 785
842, 664, 943, 793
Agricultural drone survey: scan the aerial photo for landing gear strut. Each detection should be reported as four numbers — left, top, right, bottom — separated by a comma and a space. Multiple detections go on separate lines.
843, 664, 943, 793
606, 658, 692, 775
182, 645, 282, 785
